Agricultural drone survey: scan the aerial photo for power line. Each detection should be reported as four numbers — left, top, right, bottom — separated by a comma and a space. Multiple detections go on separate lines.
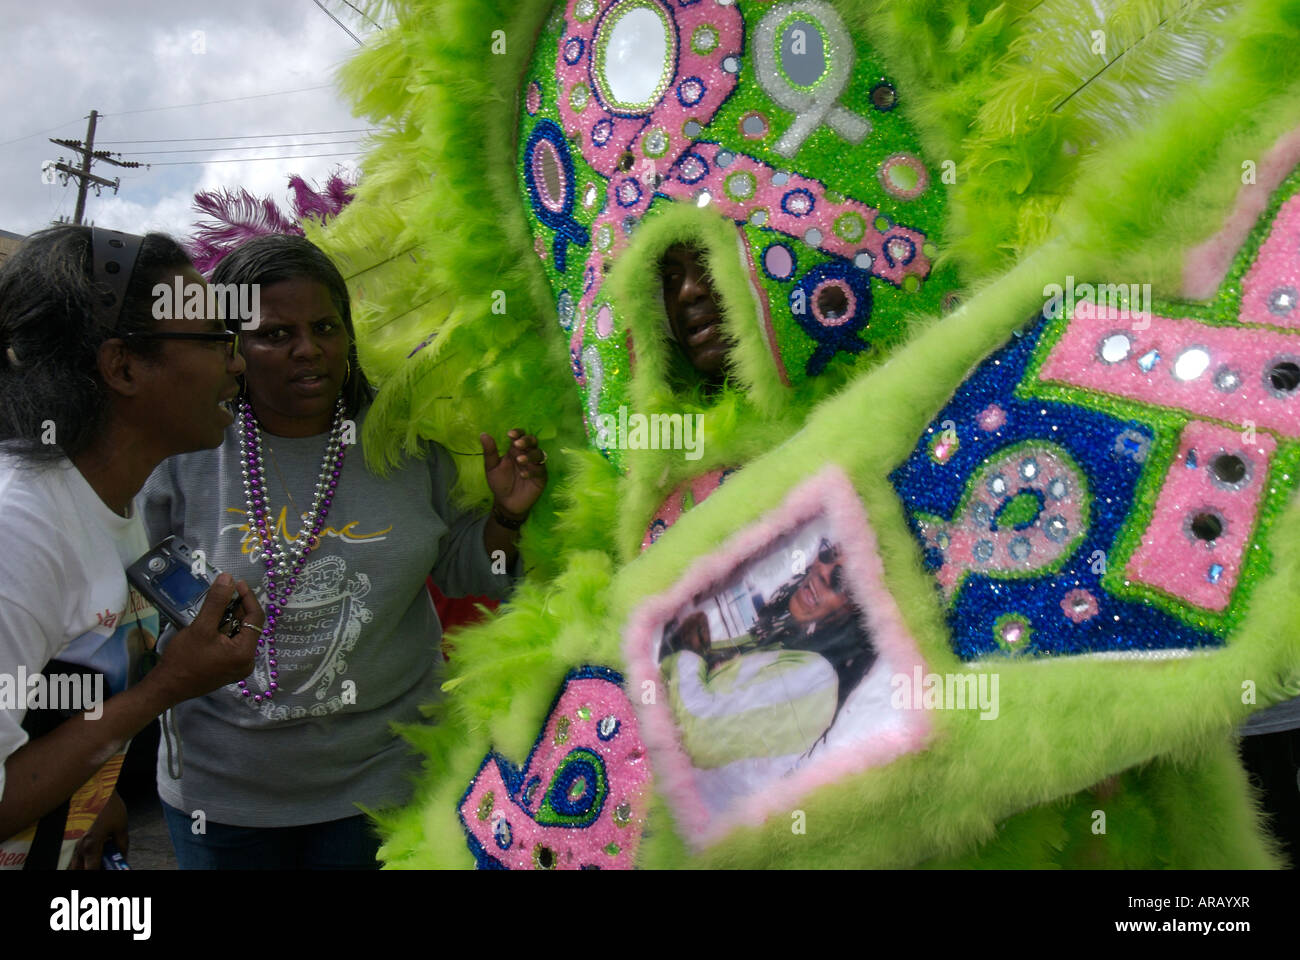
97, 128, 376, 145
311, 0, 363, 46
132, 139, 362, 156
0, 117, 84, 148
146, 150, 363, 167
338, 0, 383, 30
105, 84, 334, 117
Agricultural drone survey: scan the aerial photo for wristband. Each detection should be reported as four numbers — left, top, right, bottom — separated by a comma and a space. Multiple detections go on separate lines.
491, 504, 529, 531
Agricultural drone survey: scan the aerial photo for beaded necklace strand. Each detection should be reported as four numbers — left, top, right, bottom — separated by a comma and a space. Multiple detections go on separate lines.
236, 396, 346, 703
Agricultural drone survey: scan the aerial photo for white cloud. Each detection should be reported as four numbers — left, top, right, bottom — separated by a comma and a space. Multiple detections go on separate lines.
0, 0, 378, 241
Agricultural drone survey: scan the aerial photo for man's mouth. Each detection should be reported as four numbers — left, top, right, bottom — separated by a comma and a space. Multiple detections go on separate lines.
685, 313, 721, 347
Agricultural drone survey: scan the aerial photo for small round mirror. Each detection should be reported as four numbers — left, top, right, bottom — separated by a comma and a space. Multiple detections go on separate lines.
1173, 347, 1211, 381
1267, 359, 1300, 393
1098, 333, 1131, 364
780, 19, 826, 87
1189, 511, 1223, 542
535, 141, 566, 211
598, 3, 673, 111
1210, 453, 1247, 485
816, 284, 848, 319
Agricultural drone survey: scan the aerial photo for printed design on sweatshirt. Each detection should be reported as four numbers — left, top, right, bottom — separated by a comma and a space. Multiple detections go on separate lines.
221, 506, 393, 558
238, 555, 374, 720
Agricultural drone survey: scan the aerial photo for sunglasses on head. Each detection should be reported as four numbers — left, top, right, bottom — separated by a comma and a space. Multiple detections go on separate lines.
815, 539, 846, 594
92, 228, 242, 359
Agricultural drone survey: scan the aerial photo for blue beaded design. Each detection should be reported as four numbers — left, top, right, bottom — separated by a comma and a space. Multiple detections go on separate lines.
563, 35, 585, 65
596, 716, 621, 741
672, 150, 710, 185
522, 119, 590, 273
540, 748, 606, 824
889, 315, 1222, 661
791, 260, 872, 377
456, 666, 625, 870
675, 74, 706, 107
780, 188, 816, 218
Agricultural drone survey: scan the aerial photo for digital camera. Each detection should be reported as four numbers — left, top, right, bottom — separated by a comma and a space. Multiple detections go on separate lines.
126, 536, 241, 635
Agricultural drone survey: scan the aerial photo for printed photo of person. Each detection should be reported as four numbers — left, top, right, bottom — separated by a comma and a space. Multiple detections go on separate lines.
654, 519, 879, 813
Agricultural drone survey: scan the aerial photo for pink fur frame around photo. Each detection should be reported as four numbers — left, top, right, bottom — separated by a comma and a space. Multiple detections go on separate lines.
624, 465, 932, 848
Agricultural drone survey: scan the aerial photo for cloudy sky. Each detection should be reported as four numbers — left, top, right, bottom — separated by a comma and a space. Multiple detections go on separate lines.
0, 0, 382, 241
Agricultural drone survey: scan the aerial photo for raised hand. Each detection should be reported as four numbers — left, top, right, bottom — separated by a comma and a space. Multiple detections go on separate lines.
480, 429, 548, 520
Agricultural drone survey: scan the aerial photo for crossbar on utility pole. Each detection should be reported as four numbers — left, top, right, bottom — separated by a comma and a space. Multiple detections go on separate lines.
48, 110, 145, 224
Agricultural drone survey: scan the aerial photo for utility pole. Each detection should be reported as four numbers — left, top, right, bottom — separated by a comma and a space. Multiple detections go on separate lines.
47, 110, 145, 224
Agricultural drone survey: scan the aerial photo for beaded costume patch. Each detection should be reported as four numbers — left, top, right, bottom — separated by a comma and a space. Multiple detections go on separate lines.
519, 0, 951, 467
458, 666, 650, 869
890, 170, 1300, 660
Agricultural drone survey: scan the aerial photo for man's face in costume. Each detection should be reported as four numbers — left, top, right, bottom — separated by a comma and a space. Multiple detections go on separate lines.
660, 244, 731, 380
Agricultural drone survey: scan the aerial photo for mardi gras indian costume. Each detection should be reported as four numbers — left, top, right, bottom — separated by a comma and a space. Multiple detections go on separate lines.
314, 0, 1300, 867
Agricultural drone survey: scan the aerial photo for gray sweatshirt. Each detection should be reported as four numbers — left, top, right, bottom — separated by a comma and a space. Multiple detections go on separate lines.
140, 406, 515, 826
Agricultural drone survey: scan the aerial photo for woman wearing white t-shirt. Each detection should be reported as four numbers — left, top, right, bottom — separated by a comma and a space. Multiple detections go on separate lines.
0, 225, 264, 869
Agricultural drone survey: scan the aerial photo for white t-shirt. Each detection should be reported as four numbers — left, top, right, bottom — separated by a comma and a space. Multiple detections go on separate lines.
0, 452, 158, 802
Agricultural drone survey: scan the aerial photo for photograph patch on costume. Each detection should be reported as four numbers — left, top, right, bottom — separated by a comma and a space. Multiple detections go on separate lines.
626, 467, 929, 848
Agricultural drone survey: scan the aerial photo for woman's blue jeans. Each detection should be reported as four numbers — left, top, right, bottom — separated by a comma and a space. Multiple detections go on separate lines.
161, 800, 381, 870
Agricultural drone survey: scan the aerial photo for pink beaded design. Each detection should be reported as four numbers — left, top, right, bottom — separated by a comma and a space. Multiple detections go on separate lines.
1126, 422, 1277, 611
640, 466, 735, 550
1240, 192, 1300, 329
1060, 588, 1099, 623
458, 669, 650, 869
976, 404, 1006, 432
656, 143, 930, 287
915, 444, 1088, 598
1039, 301, 1300, 439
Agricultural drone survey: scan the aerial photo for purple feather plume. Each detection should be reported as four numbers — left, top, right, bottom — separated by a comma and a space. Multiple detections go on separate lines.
187, 170, 358, 275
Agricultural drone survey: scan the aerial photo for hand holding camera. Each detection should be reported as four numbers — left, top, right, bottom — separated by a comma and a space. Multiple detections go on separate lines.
150, 574, 263, 705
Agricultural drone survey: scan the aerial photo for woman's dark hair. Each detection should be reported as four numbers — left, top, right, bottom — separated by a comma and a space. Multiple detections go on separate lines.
0, 225, 192, 460
210, 234, 373, 417
750, 577, 860, 646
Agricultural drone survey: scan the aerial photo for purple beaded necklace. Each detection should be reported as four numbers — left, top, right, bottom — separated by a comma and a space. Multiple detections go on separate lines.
236, 396, 347, 703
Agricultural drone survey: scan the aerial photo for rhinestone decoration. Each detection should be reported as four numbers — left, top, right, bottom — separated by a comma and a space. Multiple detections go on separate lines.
895, 165, 1300, 659
891, 314, 1234, 660
692, 24, 719, 54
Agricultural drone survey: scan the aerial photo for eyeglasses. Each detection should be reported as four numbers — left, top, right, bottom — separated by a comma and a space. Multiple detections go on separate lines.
118, 330, 241, 359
